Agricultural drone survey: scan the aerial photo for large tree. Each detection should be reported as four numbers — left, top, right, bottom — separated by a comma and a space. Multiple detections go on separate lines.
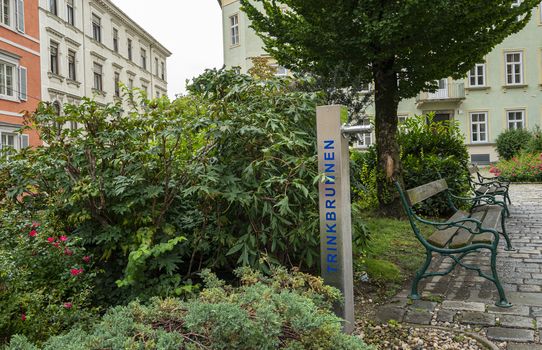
241, 0, 539, 215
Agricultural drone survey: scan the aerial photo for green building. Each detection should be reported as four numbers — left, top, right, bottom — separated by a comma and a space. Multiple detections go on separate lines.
219, 0, 542, 163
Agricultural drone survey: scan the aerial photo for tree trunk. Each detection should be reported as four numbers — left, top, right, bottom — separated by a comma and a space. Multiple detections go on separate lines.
373, 59, 403, 217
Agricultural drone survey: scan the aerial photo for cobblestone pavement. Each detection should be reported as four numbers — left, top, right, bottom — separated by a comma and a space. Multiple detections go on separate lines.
375, 184, 542, 349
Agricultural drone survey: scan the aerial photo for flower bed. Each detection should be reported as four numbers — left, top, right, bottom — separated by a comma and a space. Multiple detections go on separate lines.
491, 152, 542, 182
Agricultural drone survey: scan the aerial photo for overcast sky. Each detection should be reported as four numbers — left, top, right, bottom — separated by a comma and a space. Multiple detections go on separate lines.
112, 0, 224, 98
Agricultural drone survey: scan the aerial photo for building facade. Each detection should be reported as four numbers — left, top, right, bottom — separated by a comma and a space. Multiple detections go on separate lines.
0, 0, 41, 150
39, 0, 171, 112
219, 0, 542, 163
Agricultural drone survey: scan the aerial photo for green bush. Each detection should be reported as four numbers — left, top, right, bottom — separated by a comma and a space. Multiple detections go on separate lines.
0, 69, 370, 304
0, 208, 97, 344
353, 114, 470, 216
491, 151, 542, 182
495, 128, 533, 160
8, 268, 373, 350
526, 126, 542, 154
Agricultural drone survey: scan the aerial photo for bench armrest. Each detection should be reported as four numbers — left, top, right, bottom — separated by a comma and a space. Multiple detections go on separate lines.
477, 174, 510, 187
448, 192, 506, 208
413, 213, 486, 235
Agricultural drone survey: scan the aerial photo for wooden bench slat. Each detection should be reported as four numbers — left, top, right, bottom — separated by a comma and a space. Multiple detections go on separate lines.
472, 233, 493, 244
468, 165, 479, 175
481, 206, 502, 231
407, 179, 448, 205
449, 211, 485, 248
427, 210, 467, 248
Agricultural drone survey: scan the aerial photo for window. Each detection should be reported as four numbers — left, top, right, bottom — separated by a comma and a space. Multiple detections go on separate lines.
507, 110, 525, 129
470, 112, 488, 143
114, 72, 120, 97
160, 62, 165, 80
127, 39, 132, 60
141, 84, 148, 96
140, 48, 146, 70
66, 0, 74, 25
93, 62, 103, 91
357, 118, 373, 148
1, 0, 10, 26
398, 115, 408, 124
274, 65, 288, 77
68, 50, 76, 81
1, 132, 15, 149
230, 14, 239, 46
0, 131, 28, 151
154, 57, 158, 76
92, 13, 101, 42
50, 41, 59, 75
0, 61, 15, 98
128, 78, 134, 89
505, 52, 523, 85
468, 63, 486, 87
49, 0, 57, 15
113, 28, 119, 53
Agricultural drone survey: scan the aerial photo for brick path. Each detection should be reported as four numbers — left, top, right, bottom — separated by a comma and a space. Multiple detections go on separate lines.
375, 184, 542, 349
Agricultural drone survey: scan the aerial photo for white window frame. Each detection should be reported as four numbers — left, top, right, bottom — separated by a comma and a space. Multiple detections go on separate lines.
66, 0, 74, 26
0, 54, 20, 101
92, 13, 101, 42
230, 14, 239, 46
470, 112, 488, 143
112, 28, 119, 53
398, 115, 408, 124
93, 62, 103, 91
140, 48, 147, 70
49, 0, 57, 15
505, 51, 524, 85
355, 118, 373, 149
67, 49, 76, 81
507, 109, 525, 130
468, 63, 486, 87
0, 129, 28, 151
1, 0, 11, 26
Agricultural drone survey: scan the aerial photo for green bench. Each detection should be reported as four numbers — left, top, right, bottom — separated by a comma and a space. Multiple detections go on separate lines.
468, 165, 511, 217
395, 179, 512, 308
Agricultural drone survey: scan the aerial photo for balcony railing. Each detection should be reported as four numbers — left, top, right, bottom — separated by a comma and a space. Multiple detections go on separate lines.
416, 82, 466, 104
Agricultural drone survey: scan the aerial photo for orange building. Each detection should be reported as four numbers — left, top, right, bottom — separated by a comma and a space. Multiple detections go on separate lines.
0, 0, 41, 150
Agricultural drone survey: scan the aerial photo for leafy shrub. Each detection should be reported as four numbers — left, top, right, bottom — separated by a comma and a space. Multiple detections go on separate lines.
351, 148, 378, 210
0, 69, 370, 304
526, 126, 542, 154
8, 268, 373, 350
0, 207, 97, 344
491, 152, 542, 182
495, 128, 532, 160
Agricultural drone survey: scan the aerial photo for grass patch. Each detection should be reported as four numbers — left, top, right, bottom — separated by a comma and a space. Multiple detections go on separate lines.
356, 214, 433, 299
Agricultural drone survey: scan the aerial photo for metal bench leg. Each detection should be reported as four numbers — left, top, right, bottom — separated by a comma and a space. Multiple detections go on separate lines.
506, 192, 512, 206
490, 248, 512, 308
501, 211, 514, 251
411, 250, 432, 300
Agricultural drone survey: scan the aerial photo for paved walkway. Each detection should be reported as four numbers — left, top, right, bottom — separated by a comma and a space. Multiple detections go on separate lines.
375, 184, 542, 349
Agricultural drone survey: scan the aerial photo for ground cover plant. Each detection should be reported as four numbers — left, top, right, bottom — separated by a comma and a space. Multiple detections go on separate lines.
7, 268, 373, 350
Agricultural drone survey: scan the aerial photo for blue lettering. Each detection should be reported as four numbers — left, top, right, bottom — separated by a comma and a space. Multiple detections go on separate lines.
324, 152, 335, 161
324, 187, 336, 197
326, 224, 337, 233
324, 162, 335, 173
326, 212, 336, 221
327, 254, 338, 264
324, 140, 335, 150
325, 200, 336, 209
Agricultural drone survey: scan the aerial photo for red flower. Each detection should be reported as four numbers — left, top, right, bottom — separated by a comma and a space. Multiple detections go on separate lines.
47, 237, 55, 243
28, 230, 37, 237
63, 302, 73, 309
32, 222, 40, 228
59, 235, 68, 242
70, 268, 83, 276
53, 242, 60, 248
64, 248, 73, 256
82, 256, 91, 263
21, 313, 26, 321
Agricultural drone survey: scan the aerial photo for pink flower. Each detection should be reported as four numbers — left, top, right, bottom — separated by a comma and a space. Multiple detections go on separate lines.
82, 256, 91, 263
47, 237, 55, 243
64, 248, 73, 256
70, 268, 83, 276
28, 230, 37, 237
53, 242, 60, 248
21, 313, 26, 321
32, 222, 40, 228
59, 235, 68, 242
63, 302, 73, 309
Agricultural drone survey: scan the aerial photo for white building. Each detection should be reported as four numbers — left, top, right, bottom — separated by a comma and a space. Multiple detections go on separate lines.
39, 0, 171, 110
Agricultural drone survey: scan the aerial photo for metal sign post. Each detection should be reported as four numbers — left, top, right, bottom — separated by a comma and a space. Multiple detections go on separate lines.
316, 105, 372, 334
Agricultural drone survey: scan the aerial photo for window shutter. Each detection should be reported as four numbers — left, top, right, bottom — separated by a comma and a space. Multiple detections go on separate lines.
20, 134, 29, 149
16, 0, 25, 33
19, 66, 27, 101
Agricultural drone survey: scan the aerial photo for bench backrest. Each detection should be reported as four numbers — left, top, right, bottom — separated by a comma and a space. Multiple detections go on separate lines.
406, 179, 449, 205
